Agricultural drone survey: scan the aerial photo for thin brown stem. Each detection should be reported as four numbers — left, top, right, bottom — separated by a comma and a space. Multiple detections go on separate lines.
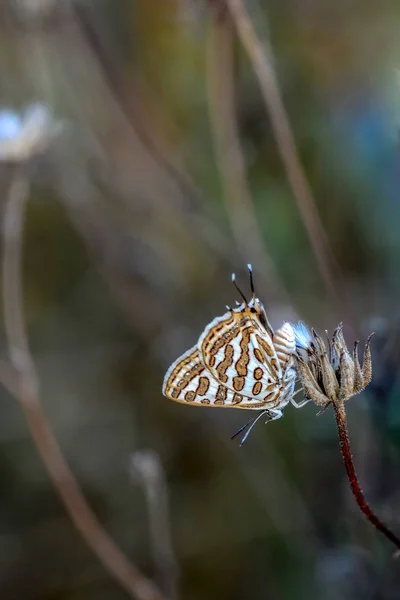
206, 8, 288, 302
1, 171, 169, 600
333, 400, 400, 552
224, 0, 339, 300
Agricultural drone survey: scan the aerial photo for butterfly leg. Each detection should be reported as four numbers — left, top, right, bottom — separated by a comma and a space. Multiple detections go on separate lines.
290, 397, 312, 408
288, 387, 311, 409
232, 408, 281, 446
239, 410, 272, 445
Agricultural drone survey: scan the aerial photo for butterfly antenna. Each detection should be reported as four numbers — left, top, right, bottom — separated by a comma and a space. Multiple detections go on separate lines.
239, 410, 269, 446
231, 273, 248, 304
247, 263, 255, 297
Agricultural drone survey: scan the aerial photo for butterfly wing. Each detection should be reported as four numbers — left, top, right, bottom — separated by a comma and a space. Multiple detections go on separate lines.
197, 305, 284, 406
162, 345, 280, 409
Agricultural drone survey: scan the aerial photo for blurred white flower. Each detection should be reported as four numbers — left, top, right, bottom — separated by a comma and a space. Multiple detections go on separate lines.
131, 449, 162, 484
0, 103, 63, 162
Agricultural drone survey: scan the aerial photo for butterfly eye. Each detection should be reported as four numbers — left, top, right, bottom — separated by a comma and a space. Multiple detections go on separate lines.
250, 307, 256, 313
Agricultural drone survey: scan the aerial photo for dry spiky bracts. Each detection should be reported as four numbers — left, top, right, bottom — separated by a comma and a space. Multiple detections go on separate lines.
293, 323, 373, 409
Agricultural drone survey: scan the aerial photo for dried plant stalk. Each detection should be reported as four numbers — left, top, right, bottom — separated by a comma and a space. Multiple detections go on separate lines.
224, 0, 340, 300
206, 7, 287, 301
1, 171, 169, 600
294, 323, 400, 552
132, 451, 179, 600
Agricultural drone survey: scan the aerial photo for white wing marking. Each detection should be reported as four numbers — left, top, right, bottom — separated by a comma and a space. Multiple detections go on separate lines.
198, 306, 283, 398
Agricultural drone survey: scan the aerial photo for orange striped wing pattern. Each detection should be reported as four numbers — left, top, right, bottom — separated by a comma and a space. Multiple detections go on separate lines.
163, 297, 296, 413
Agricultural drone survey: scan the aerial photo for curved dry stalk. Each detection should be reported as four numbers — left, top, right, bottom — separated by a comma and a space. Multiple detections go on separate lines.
131, 451, 179, 600
224, 0, 339, 299
333, 400, 400, 553
1, 171, 169, 600
69, 1, 205, 214
206, 8, 288, 302
47, 3, 236, 268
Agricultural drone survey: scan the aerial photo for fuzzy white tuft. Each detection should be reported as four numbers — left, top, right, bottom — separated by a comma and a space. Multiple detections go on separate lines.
292, 321, 313, 350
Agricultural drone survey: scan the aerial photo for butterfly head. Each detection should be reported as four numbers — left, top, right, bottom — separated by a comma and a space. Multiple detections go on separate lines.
248, 296, 273, 333
247, 294, 265, 314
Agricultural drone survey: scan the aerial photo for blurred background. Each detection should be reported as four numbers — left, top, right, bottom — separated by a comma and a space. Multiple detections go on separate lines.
0, 0, 400, 598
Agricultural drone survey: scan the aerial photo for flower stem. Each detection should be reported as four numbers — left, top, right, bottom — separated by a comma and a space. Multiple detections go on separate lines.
333, 400, 400, 551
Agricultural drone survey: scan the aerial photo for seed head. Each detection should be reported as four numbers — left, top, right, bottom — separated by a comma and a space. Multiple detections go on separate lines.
293, 322, 374, 408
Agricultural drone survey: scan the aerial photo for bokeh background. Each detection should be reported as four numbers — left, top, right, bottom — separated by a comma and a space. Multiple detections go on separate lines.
0, 1, 400, 598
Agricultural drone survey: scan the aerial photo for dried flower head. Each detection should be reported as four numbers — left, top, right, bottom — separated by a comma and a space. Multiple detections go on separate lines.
293, 323, 374, 408
293, 323, 400, 553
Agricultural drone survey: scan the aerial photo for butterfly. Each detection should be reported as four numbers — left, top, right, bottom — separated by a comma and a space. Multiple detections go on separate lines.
163, 265, 307, 443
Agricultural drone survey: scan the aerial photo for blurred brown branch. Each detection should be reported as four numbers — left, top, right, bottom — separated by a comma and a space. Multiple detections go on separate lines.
50, 2, 236, 273
224, 0, 340, 301
206, 7, 288, 303
0, 170, 170, 600
69, 0, 204, 214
